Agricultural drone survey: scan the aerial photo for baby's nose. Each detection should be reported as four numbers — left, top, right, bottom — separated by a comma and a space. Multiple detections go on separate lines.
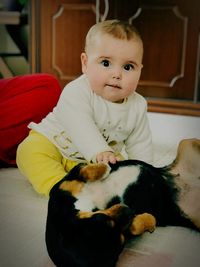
112, 67, 122, 79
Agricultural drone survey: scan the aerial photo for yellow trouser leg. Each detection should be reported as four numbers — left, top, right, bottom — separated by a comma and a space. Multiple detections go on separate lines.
16, 130, 78, 196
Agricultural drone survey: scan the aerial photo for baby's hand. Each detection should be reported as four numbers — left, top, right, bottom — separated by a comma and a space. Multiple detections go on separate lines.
96, 151, 120, 164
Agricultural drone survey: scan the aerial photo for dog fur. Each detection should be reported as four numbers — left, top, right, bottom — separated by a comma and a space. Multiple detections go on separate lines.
45, 138, 200, 267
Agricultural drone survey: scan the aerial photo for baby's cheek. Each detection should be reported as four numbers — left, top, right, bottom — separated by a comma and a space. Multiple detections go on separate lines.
89, 78, 103, 94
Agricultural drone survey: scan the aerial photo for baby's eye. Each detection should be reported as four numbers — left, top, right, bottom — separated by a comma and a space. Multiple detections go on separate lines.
101, 59, 110, 67
124, 64, 134, 71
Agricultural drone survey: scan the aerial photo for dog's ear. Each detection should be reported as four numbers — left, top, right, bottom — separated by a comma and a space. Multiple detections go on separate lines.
170, 138, 200, 179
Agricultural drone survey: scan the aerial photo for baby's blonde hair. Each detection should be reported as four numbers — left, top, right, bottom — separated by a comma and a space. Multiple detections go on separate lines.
84, 19, 143, 53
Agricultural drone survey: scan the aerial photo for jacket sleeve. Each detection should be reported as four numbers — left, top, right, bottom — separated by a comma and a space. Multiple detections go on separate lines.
124, 96, 153, 164
55, 80, 112, 162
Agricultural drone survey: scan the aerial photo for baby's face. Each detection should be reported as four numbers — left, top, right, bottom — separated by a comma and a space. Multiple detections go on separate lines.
81, 33, 143, 103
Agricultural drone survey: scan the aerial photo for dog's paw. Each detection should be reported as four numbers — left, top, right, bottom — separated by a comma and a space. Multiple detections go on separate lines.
80, 163, 111, 182
130, 213, 156, 235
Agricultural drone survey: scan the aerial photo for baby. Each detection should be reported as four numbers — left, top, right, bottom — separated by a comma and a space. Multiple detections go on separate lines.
17, 19, 153, 196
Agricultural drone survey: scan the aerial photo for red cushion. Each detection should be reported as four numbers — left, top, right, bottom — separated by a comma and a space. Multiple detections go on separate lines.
0, 73, 61, 165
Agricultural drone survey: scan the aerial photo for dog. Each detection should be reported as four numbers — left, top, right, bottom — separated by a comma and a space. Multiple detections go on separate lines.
45, 138, 200, 267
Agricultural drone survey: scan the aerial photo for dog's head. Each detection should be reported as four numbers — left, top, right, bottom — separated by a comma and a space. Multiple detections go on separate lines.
71, 213, 125, 267
46, 212, 126, 267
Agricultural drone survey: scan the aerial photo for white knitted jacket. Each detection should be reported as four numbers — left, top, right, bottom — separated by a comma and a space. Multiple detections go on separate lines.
29, 74, 153, 163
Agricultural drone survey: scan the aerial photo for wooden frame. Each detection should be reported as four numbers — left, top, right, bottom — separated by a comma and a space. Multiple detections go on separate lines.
148, 99, 200, 116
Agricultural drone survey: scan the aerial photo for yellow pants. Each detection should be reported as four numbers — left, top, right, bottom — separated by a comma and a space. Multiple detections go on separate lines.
16, 130, 78, 196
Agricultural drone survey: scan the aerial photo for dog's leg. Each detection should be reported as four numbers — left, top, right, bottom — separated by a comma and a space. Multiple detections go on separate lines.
170, 138, 200, 180
169, 138, 200, 230
57, 163, 111, 196
129, 213, 156, 235
78, 203, 128, 219
79, 163, 111, 182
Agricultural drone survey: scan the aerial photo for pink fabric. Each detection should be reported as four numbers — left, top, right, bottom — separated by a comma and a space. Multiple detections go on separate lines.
0, 73, 61, 165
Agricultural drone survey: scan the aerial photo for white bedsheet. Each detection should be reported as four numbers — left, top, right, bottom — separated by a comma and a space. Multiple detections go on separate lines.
0, 112, 200, 267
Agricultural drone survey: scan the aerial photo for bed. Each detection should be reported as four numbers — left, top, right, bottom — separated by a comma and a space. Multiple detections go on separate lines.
0, 112, 200, 267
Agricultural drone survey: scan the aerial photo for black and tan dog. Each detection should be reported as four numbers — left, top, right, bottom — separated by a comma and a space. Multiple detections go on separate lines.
46, 138, 200, 267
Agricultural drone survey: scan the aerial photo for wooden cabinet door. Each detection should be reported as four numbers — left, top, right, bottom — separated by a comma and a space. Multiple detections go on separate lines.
32, 0, 96, 88
132, 1, 200, 115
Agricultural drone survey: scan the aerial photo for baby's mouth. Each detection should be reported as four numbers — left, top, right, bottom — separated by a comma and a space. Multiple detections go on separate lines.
106, 84, 121, 89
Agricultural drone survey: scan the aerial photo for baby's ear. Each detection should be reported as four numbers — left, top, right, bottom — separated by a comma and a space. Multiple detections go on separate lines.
81, 52, 88, 73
